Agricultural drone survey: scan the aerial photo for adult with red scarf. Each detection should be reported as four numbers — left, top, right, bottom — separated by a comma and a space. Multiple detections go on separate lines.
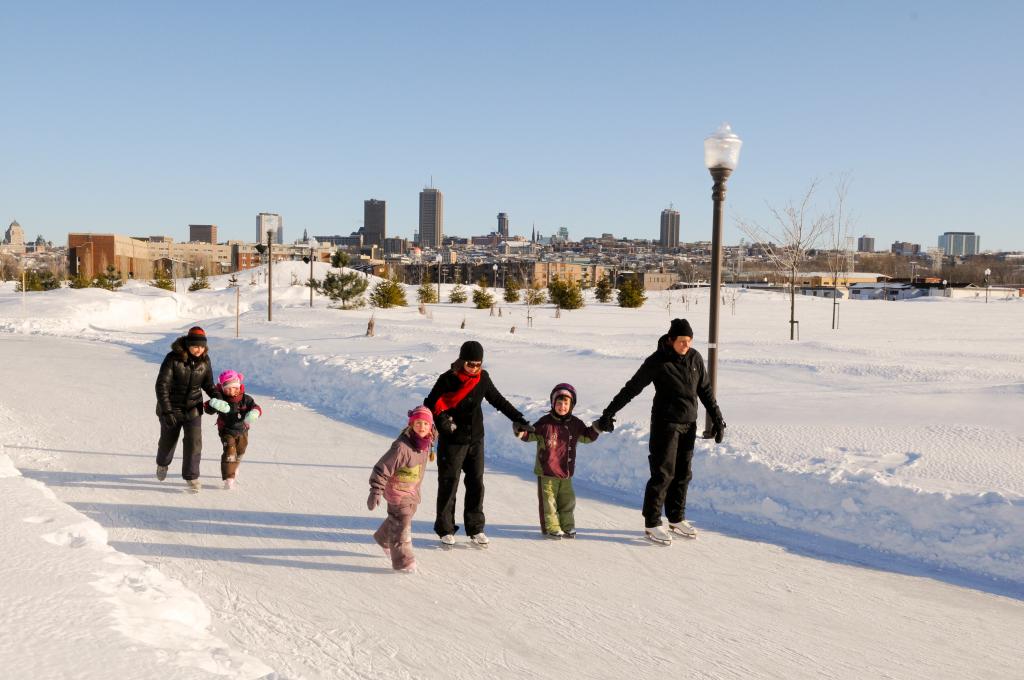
424, 340, 532, 547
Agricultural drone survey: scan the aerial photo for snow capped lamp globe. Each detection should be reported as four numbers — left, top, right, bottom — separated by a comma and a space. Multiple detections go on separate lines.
701, 122, 742, 440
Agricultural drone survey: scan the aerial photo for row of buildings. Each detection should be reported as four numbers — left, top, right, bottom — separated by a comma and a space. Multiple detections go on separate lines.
855, 231, 983, 257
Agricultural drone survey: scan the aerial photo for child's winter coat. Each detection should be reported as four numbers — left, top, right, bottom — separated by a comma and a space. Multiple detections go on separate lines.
369, 432, 432, 506
524, 413, 600, 478
203, 385, 262, 436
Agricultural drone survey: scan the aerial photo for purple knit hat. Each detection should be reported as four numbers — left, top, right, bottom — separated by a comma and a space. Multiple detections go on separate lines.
218, 370, 244, 389
550, 383, 577, 409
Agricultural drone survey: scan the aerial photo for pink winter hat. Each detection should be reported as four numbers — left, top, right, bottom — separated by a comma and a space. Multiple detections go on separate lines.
407, 405, 434, 427
219, 370, 244, 389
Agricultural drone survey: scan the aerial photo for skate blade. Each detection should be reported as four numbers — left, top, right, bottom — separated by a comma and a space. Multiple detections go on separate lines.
668, 528, 697, 540
644, 533, 672, 546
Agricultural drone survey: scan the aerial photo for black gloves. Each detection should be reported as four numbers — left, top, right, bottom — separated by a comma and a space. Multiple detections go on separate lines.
710, 418, 726, 444
436, 412, 457, 435
512, 420, 535, 436
597, 413, 616, 433
159, 411, 181, 429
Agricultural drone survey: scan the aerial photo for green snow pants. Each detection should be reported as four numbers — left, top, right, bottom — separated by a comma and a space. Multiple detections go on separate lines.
537, 475, 576, 535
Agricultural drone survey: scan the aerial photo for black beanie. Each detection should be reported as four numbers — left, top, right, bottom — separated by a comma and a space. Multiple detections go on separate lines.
668, 318, 694, 339
459, 340, 484, 362
186, 326, 208, 347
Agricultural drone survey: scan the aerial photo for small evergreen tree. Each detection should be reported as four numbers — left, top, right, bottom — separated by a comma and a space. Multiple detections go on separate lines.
68, 271, 92, 289
331, 248, 350, 268
188, 268, 210, 292
93, 265, 124, 291
370, 276, 408, 308
321, 270, 368, 308
524, 280, 547, 306
548, 276, 585, 310
472, 277, 495, 309
617, 277, 647, 308
448, 282, 467, 304
594, 274, 614, 302
418, 268, 438, 304
16, 269, 61, 291
503, 277, 521, 303
151, 267, 175, 291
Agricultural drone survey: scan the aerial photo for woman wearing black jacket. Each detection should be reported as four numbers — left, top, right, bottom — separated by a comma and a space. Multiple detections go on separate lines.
599, 318, 726, 543
154, 326, 216, 491
424, 340, 531, 547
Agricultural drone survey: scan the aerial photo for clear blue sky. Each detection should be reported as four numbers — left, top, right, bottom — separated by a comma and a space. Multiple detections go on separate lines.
2, 1, 1022, 250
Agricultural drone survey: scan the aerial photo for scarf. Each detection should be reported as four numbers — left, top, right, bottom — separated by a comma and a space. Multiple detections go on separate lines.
432, 368, 481, 415
410, 431, 433, 452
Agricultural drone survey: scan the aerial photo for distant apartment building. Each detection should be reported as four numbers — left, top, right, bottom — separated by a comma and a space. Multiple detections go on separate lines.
891, 241, 921, 256
531, 261, 606, 288
257, 213, 283, 244
383, 237, 408, 256
418, 187, 443, 249
497, 212, 509, 239
68, 233, 237, 281
857, 235, 875, 252
189, 224, 217, 244
364, 199, 386, 247
660, 208, 680, 248
939, 231, 980, 256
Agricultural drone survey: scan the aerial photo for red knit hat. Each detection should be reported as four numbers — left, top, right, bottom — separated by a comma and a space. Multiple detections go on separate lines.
408, 405, 434, 427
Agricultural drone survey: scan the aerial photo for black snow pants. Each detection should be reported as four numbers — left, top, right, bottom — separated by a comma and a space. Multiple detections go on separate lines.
643, 422, 697, 528
156, 413, 203, 481
434, 439, 486, 537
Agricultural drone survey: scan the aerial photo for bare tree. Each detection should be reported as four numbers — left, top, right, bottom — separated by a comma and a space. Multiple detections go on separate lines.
736, 179, 833, 340
825, 174, 855, 329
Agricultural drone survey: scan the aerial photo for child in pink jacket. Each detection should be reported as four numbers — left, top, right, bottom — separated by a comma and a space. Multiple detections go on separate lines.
367, 406, 436, 572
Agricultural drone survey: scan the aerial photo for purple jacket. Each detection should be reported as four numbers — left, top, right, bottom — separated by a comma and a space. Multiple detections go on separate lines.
369, 432, 432, 506
522, 413, 600, 479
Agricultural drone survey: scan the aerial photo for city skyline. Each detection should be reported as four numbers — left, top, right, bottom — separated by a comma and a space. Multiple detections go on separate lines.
2, 3, 1022, 250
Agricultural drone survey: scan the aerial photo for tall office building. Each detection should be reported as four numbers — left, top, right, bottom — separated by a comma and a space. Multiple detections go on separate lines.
257, 213, 283, 244
364, 199, 386, 247
189, 224, 218, 244
497, 212, 509, 239
660, 208, 680, 248
418, 187, 444, 248
857, 235, 875, 252
938, 231, 980, 256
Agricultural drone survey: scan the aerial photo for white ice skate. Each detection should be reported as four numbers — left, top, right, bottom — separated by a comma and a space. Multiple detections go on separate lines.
439, 534, 456, 550
223, 478, 236, 490
186, 479, 201, 493
470, 532, 490, 548
644, 524, 672, 546
668, 520, 697, 539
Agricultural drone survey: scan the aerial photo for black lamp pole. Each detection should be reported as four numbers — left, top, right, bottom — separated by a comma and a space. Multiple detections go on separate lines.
267, 231, 273, 321
703, 167, 731, 437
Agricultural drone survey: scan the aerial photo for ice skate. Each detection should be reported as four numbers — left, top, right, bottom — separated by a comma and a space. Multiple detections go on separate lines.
156, 465, 167, 481
223, 478, 236, 490
186, 479, 201, 493
644, 524, 672, 546
469, 532, 490, 548
544, 530, 565, 540
668, 520, 697, 539
439, 534, 456, 550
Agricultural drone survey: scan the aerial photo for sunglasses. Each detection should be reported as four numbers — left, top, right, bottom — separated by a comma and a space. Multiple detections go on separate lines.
464, 361, 483, 368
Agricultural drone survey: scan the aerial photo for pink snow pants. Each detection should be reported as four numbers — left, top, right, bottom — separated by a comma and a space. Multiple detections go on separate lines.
373, 502, 417, 571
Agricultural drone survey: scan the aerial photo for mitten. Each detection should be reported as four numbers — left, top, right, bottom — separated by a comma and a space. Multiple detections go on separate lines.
711, 418, 726, 444
512, 420, 535, 436
591, 419, 604, 433
597, 413, 616, 433
244, 411, 260, 426
208, 398, 230, 413
367, 490, 381, 511
159, 411, 179, 428
436, 412, 456, 435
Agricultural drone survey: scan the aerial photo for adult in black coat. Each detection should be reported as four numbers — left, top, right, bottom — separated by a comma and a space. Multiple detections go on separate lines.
424, 340, 531, 544
154, 326, 216, 487
599, 318, 726, 540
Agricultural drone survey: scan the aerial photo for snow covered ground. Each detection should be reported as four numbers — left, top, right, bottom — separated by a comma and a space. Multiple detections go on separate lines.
1, 264, 1022, 679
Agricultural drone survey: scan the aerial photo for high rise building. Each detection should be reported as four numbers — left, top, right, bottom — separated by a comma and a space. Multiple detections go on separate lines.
497, 212, 509, 239
364, 199, 386, 247
938, 231, 980, 256
857, 235, 875, 252
418, 187, 443, 248
257, 213, 283, 244
189, 224, 217, 244
660, 208, 680, 248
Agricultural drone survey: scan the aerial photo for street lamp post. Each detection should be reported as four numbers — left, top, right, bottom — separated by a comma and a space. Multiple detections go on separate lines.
435, 254, 442, 302
302, 239, 318, 308
702, 122, 742, 438
984, 268, 991, 303
492, 263, 498, 288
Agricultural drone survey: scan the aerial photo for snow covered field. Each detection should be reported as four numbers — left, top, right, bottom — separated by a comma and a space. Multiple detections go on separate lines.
1, 263, 1022, 679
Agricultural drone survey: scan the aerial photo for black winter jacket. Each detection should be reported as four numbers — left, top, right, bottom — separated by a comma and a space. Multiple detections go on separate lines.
204, 386, 262, 436
424, 366, 525, 445
604, 335, 723, 429
155, 336, 216, 419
